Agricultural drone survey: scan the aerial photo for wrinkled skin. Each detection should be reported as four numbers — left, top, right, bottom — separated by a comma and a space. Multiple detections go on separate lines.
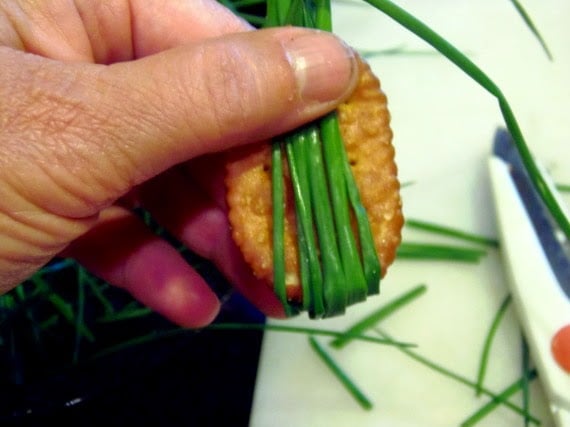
0, 0, 358, 326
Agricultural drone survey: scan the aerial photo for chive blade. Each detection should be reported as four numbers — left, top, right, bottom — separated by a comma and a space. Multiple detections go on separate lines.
405, 218, 499, 248
305, 126, 347, 316
97, 307, 153, 323
363, 0, 570, 244
31, 276, 95, 342
333, 115, 382, 294
286, 135, 325, 317
330, 284, 427, 349
397, 242, 487, 262
286, 137, 314, 314
265, 0, 292, 27
320, 114, 368, 305
475, 295, 512, 396
73, 268, 89, 364
208, 322, 415, 347
309, 336, 373, 410
461, 369, 538, 427
314, 0, 332, 31
508, 0, 553, 61
375, 328, 540, 424
272, 141, 297, 317
521, 337, 532, 427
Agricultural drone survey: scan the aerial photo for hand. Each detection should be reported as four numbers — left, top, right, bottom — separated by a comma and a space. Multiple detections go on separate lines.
0, 0, 357, 326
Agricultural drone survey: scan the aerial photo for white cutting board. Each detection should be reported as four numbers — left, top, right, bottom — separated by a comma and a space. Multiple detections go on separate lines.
251, 1, 570, 426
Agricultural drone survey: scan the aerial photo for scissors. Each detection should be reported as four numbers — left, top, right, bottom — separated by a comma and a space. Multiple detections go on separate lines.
488, 128, 570, 426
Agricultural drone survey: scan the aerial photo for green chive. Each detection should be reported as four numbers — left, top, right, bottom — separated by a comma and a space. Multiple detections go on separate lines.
321, 112, 381, 296
266, 0, 381, 317
97, 307, 153, 323
475, 295, 512, 395
32, 276, 95, 342
363, 0, 570, 243
92, 323, 413, 361
85, 277, 115, 315
521, 337, 532, 427
237, 12, 266, 26
309, 336, 373, 410
286, 134, 324, 316
231, 0, 267, 7
360, 46, 438, 58
405, 218, 499, 248
272, 141, 297, 317
338, 125, 382, 294
208, 322, 415, 348
72, 268, 89, 364
305, 126, 347, 316
330, 284, 427, 349
320, 114, 368, 305
397, 242, 487, 262
375, 328, 540, 424
460, 369, 538, 427
314, 0, 332, 31
508, 0, 553, 61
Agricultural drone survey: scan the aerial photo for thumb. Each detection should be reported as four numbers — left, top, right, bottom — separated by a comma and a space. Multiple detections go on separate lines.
0, 27, 357, 220
109, 26, 358, 176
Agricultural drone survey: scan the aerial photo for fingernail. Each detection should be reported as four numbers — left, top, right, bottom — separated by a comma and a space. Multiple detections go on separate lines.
283, 30, 357, 105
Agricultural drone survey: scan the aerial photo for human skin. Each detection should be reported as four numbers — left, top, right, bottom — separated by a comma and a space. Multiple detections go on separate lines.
0, 0, 358, 327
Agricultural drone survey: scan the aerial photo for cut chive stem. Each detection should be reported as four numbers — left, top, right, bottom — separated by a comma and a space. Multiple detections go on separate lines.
305, 127, 347, 316
31, 276, 95, 342
266, 0, 380, 317
508, 0, 553, 61
271, 142, 296, 317
363, 0, 570, 243
521, 337, 532, 427
338, 126, 382, 294
397, 242, 487, 262
286, 135, 324, 316
208, 322, 415, 348
232, 0, 267, 7
330, 284, 427, 349
309, 336, 373, 410
97, 307, 153, 323
321, 112, 381, 296
475, 295, 512, 396
72, 268, 89, 364
405, 218, 499, 248
14, 282, 42, 348
236, 12, 266, 26
375, 328, 540, 424
92, 323, 414, 360
460, 369, 538, 427
320, 114, 368, 305
360, 46, 439, 58
314, 0, 332, 31
85, 278, 115, 315
285, 137, 313, 314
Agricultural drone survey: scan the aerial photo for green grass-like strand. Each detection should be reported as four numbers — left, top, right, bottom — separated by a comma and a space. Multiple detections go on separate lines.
309, 336, 373, 410
363, 0, 570, 242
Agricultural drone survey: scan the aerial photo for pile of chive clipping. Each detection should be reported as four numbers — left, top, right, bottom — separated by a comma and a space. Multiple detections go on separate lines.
0, 0, 567, 424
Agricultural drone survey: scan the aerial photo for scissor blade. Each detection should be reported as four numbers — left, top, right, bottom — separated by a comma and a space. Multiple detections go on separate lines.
493, 128, 570, 298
